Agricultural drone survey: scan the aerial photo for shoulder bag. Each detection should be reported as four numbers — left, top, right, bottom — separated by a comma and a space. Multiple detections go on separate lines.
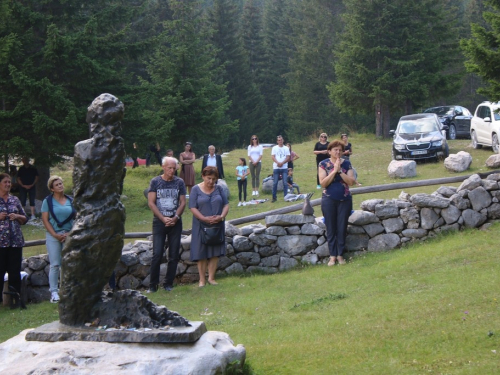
199, 185, 225, 245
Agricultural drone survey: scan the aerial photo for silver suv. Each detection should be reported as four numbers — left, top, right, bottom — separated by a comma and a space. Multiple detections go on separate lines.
470, 102, 500, 153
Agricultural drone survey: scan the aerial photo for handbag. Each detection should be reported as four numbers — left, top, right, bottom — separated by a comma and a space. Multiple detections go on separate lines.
198, 185, 225, 245
200, 221, 225, 245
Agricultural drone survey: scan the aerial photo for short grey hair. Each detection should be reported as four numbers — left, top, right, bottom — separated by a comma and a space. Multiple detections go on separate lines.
162, 156, 177, 166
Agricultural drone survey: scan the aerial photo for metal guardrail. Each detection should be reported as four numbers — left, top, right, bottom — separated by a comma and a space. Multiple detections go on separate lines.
24, 169, 500, 247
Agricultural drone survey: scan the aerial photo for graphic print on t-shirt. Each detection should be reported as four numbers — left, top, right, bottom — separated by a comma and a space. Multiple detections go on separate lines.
156, 188, 179, 217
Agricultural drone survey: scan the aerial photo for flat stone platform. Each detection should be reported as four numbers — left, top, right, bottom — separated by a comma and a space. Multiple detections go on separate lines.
25, 320, 206, 343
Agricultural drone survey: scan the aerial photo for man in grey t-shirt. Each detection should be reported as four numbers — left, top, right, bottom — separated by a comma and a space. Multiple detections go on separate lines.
147, 157, 186, 292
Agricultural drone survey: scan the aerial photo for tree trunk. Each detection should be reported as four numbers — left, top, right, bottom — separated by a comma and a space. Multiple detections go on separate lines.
382, 104, 390, 138
3, 154, 8, 173
36, 166, 50, 200
405, 99, 413, 115
375, 99, 382, 137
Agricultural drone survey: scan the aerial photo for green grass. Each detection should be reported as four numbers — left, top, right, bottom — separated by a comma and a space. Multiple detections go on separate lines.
3, 225, 499, 374
6, 133, 500, 372
21, 133, 497, 257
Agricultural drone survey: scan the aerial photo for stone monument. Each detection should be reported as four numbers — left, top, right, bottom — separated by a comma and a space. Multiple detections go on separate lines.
58, 93, 128, 325
28, 93, 194, 337
16, 94, 246, 373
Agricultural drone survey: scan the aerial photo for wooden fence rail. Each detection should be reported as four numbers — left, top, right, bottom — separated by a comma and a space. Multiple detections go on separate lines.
24, 169, 500, 247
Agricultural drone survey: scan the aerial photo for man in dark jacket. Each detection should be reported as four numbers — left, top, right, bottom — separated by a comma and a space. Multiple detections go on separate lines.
201, 145, 225, 179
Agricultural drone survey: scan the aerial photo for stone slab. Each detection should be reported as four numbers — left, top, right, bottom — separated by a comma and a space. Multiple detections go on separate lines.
25, 320, 206, 343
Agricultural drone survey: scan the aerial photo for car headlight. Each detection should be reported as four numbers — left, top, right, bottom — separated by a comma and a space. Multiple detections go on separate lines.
431, 140, 442, 147
394, 143, 406, 150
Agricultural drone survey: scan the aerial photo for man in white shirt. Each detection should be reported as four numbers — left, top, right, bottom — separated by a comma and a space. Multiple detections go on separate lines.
201, 145, 225, 179
271, 135, 290, 202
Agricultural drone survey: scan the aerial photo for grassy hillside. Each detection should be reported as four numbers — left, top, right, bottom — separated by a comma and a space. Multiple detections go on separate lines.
2, 225, 499, 374
21, 133, 496, 256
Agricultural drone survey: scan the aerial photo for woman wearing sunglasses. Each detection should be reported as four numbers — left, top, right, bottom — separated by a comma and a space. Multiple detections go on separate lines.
247, 135, 263, 197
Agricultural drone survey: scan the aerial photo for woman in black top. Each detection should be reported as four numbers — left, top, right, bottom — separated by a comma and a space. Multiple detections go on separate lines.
313, 133, 329, 188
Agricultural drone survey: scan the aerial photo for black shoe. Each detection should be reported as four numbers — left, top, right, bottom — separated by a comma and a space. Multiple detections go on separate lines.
148, 285, 158, 293
163, 285, 174, 292
272, 198, 277, 203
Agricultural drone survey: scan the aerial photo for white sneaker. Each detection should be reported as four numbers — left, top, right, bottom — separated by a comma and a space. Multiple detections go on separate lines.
238, 202, 242, 207
30, 215, 36, 221
242, 202, 247, 206
50, 291, 60, 303
251, 191, 255, 196
256, 191, 259, 196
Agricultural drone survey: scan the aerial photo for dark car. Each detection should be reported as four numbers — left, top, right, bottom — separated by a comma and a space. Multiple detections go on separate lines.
390, 113, 449, 161
422, 105, 472, 140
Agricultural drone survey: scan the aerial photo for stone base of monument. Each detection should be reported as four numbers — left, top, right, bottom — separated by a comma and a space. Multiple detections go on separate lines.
1, 329, 246, 374
25, 320, 206, 343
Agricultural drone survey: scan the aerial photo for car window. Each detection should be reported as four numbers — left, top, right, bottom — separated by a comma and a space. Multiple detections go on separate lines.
484, 107, 492, 119
477, 106, 487, 119
494, 109, 500, 121
398, 119, 439, 134
418, 119, 439, 133
398, 122, 415, 134
462, 107, 471, 116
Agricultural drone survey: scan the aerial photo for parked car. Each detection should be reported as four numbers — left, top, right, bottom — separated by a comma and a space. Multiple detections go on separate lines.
470, 101, 500, 153
390, 113, 449, 161
423, 105, 472, 140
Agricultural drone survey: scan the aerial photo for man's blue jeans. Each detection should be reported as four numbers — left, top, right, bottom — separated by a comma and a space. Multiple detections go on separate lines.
272, 168, 288, 200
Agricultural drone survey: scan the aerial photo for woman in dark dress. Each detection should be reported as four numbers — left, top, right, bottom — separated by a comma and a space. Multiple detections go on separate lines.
318, 140, 355, 266
313, 133, 329, 189
189, 167, 229, 287
0, 173, 28, 308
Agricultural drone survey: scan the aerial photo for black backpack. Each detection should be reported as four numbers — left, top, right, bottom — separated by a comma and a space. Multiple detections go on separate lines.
46, 194, 76, 228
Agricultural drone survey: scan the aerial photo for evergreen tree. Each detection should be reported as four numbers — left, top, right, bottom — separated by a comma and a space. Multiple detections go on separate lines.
0, 0, 156, 173
462, 0, 500, 100
140, 0, 237, 154
208, 0, 268, 147
260, 0, 295, 140
329, 0, 461, 137
284, 0, 344, 140
241, 0, 266, 82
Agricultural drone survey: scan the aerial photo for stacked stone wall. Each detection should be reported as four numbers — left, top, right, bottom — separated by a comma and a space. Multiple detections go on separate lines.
22, 173, 500, 302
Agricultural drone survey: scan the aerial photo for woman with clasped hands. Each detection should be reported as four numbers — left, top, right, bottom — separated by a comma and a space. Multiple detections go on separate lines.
318, 140, 355, 266
189, 166, 229, 287
0, 172, 28, 308
41, 176, 75, 303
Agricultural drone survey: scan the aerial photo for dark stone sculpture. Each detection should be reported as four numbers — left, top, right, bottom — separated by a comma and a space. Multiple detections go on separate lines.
59, 94, 127, 325
92, 290, 189, 328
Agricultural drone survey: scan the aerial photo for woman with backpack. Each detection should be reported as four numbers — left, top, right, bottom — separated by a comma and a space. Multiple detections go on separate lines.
41, 176, 75, 303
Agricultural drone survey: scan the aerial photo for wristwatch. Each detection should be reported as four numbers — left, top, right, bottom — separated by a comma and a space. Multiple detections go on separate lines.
174, 214, 181, 220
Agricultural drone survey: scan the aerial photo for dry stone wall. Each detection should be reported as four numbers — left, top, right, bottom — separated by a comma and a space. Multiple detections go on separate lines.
22, 173, 500, 302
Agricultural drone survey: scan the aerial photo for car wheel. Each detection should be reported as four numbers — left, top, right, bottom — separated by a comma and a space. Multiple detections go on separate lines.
493, 133, 499, 154
471, 131, 482, 149
448, 124, 456, 140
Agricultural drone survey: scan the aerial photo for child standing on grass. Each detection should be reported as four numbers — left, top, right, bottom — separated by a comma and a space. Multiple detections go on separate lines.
236, 158, 250, 206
